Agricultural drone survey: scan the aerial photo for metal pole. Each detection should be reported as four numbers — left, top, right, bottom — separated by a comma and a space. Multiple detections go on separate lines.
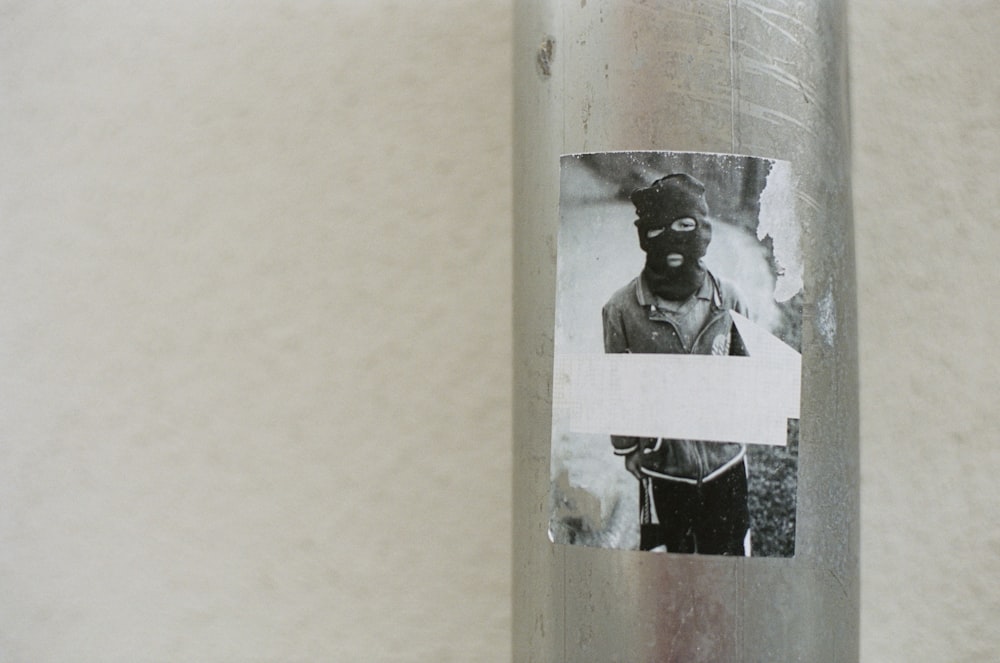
513, 1, 858, 661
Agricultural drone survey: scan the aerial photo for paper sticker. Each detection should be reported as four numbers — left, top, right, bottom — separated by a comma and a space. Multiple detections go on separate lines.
549, 151, 801, 557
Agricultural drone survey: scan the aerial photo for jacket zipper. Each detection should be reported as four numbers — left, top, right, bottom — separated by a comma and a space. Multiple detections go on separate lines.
649, 277, 730, 484
689, 310, 728, 353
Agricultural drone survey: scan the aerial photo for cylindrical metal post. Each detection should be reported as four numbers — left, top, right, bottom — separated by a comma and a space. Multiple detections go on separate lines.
513, 1, 857, 661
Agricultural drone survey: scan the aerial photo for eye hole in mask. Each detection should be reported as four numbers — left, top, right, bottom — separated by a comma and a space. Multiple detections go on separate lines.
645, 217, 697, 239
670, 217, 697, 232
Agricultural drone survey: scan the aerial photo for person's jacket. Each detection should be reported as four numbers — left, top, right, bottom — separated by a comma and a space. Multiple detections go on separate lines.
602, 270, 748, 484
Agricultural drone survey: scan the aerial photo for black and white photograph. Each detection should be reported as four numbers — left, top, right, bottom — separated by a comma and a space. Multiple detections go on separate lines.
550, 151, 803, 557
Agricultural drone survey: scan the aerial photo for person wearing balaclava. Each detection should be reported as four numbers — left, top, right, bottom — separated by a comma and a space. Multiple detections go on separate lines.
633, 172, 714, 302
602, 173, 752, 556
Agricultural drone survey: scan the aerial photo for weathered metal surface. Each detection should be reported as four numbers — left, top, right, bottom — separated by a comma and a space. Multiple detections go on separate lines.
513, 1, 858, 660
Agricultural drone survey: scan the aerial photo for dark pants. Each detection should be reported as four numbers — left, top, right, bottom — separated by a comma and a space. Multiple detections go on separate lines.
640, 461, 750, 555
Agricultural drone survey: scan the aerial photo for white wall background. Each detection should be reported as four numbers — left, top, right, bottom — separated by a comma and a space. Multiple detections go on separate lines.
0, 2, 996, 661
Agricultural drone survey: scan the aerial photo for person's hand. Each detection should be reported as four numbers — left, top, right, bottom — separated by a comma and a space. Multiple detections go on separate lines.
624, 449, 644, 480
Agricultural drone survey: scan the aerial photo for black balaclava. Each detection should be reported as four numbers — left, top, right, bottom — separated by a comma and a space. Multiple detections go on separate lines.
631, 173, 713, 301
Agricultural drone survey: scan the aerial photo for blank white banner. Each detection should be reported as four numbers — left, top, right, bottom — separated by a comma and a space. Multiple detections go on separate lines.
553, 313, 800, 446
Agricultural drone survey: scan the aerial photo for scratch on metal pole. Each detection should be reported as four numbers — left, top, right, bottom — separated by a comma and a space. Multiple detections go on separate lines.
729, 0, 740, 152
536, 36, 555, 78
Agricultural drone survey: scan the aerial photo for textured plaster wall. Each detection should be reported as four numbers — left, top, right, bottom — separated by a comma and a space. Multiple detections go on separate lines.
852, 3, 1000, 662
0, 2, 996, 662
